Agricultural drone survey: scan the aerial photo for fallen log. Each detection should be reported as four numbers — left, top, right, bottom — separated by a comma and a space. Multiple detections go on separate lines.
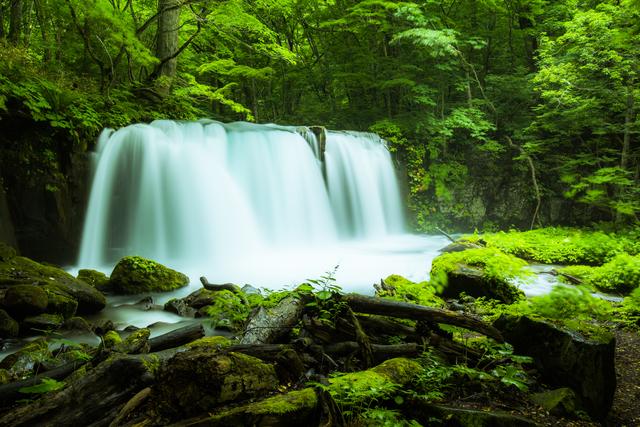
324, 342, 421, 363
148, 323, 205, 352
341, 294, 504, 342
0, 354, 154, 427
0, 359, 90, 406
240, 294, 304, 345
548, 269, 583, 285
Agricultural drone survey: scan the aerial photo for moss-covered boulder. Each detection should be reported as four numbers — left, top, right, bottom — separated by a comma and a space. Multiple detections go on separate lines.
531, 387, 580, 417
0, 308, 19, 337
493, 314, 615, 421
0, 242, 16, 261
185, 336, 231, 350
431, 248, 526, 304
154, 349, 278, 418
1, 285, 48, 318
0, 339, 51, 374
0, 255, 105, 315
77, 269, 110, 291
108, 256, 189, 294
44, 288, 78, 319
22, 313, 64, 333
62, 316, 92, 332
115, 328, 150, 354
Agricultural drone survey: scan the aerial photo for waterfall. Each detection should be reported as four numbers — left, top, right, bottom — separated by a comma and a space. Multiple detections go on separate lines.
78, 120, 411, 288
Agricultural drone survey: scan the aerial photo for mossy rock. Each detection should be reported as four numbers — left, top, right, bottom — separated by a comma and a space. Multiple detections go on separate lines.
0, 339, 51, 373
202, 388, 319, 426
22, 313, 64, 333
0, 242, 16, 261
493, 314, 615, 421
0, 309, 19, 337
531, 387, 580, 417
0, 368, 10, 385
77, 269, 110, 291
154, 350, 278, 418
2, 284, 48, 318
44, 288, 78, 319
431, 248, 527, 304
108, 256, 189, 294
101, 330, 123, 350
63, 316, 92, 332
115, 328, 150, 354
0, 255, 105, 314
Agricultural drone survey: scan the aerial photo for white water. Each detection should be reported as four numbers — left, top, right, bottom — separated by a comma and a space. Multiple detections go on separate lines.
77, 120, 439, 292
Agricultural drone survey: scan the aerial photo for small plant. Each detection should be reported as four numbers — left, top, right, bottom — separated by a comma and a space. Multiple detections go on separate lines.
19, 377, 65, 395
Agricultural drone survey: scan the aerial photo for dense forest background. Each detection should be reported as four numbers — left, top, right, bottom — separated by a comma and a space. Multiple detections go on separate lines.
0, 0, 638, 261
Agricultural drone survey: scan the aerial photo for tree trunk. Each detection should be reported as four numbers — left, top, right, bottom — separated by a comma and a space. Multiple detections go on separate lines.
8, 0, 23, 44
154, 0, 180, 86
34, 0, 51, 61
616, 86, 635, 223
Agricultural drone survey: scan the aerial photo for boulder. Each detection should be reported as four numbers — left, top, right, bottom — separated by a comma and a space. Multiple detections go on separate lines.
0, 339, 51, 373
0, 255, 105, 314
0, 309, 19, 337
164, 298, 196, 317
531, 387, 580, 417
115, 328, 150, 354
22, 313, 64, 333
437, 264, 524, 304
62, 316, 93, 332
108, 256, 189, 294
493, 315, 615, 420
43, 288, 77, 319
153, 349, 278, 418
76, 269, 109, 291
0, 243, 16, 262
440, 240, 484, 253
2, 285, 48, 318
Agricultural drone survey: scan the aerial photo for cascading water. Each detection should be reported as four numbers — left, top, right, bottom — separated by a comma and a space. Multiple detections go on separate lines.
78, 120, 446, 292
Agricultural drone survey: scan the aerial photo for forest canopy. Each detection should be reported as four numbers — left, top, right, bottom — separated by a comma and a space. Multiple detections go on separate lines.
0, 0, 638, 229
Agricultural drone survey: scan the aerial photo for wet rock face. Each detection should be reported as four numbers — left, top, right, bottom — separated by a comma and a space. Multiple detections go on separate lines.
1, 285, 48, 318
153, 349, 279, 419
493, 314, 616, 421
108, 256, 189, 294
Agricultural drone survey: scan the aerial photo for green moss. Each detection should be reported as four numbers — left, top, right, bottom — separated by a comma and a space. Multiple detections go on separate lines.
44, 288, 78, 319
23, 313, 64, 332
185, 336, 232, 350
0, 242, 16, 261
77, 269, 109, 290
0, 339, 51, 374
203, 290, 250, 331
558, 254, 640, 295
469, 227, 639, 265
0, 368, 11, 384
102, 330, 122, 349
381, 275, 445, 308
141, 354, 161, 375
116, 328, 150, 353
2, 284, 48, 318
327, 358, 423, 408
108, 256, 189, 294
0, 309, 19, 337
430, 248, 527, 303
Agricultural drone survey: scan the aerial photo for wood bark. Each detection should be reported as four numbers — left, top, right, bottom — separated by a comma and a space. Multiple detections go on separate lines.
148, 322, 204, 352
200, 276, 248, 304
240, 294, 304, 344
154, 0, 180, 79
8, 0, 23, 44
341, 294, 504, 342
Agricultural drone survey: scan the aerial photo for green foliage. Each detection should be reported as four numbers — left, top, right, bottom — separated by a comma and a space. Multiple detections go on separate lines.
204, 290, 251, 331
358, 408, 422, 427
430, 247, 530, 289
19, 377, 65, 395
380, 275, 445, 308
474, 228, 640, 265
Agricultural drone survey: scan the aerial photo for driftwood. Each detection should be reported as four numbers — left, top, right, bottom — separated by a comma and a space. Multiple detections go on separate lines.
342, 294, 504, 343
240, 295, 304, 345
549, 269, 583, 285
436, 227, 456, 243
199, 276, 248, 304
148, 323, 205, 352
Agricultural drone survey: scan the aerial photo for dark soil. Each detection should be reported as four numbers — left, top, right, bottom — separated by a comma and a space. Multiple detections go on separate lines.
606, 329, 640, 427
